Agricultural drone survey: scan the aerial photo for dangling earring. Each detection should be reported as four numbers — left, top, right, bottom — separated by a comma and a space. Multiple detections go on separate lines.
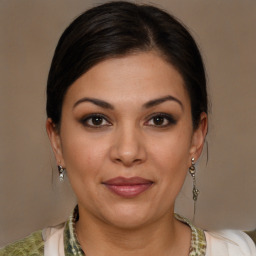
58, 165, 65, 182
189, 157, 200, 220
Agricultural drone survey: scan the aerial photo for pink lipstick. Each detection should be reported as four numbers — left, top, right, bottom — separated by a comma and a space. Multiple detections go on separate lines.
103, 176, 153, 198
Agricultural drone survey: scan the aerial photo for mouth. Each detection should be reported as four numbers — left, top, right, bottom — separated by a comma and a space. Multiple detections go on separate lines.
102, 176, 154, 198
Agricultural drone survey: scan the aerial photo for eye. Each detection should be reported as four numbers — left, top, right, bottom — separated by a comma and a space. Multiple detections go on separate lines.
145, 113, 177, 127
81, 114, 112, 128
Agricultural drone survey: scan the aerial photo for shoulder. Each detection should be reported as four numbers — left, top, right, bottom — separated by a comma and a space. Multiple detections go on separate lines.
0, 230, 44, 256
205, 229, 256, 256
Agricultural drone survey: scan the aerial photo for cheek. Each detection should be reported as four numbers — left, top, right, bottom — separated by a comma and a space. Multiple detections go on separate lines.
60, 128, 109, 180
149, 131, 192, 168
147, 128, 192, 192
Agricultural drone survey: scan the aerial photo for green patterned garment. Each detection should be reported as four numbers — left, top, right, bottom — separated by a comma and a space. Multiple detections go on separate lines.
0, 230, 44, 256
0, 207, 206, 256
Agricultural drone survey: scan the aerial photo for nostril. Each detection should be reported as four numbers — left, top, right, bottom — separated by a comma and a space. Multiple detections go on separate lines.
109, 131, 147, 166
114, 156, 143, 167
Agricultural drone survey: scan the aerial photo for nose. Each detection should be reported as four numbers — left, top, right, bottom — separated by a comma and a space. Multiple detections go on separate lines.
109, 125, 147, 167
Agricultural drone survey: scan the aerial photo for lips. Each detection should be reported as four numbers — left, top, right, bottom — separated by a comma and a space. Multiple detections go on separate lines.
102, 176, 153, 198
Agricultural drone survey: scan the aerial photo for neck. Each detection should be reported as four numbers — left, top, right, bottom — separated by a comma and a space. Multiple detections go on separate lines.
75, 207, 191, 256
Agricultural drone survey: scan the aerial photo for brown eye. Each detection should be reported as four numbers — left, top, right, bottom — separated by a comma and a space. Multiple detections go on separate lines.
91, 116, 103, 125
152, 116, 165, 126
145, 113, 177, 127
81, 114, 111, 128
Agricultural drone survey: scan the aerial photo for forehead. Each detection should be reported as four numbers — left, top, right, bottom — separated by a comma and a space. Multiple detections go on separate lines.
63, 52, 190, 108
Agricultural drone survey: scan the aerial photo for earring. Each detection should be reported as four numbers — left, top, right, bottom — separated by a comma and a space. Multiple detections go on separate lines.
189, 157, 200, 219
58, 165, 65, 182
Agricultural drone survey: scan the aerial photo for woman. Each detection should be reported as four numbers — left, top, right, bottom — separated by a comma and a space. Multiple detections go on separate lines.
1, 1, 255, 255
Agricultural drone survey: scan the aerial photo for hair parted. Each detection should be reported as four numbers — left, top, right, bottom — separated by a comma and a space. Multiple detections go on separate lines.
46, 1, 207, 129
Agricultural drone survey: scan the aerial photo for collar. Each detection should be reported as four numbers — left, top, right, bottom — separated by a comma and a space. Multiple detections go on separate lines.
63, 206, 206, 256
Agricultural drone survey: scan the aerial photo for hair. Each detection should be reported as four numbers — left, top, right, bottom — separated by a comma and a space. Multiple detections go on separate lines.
46, 1, 207, 130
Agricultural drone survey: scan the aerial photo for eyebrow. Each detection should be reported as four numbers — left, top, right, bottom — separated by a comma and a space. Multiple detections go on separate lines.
73, 97, 114, 109
143, 95, 183, 109
73, 95, 183, 110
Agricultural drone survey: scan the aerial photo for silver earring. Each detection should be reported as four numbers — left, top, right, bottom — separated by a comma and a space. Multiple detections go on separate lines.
58, 165, 65, 182
189, 157, 199, 219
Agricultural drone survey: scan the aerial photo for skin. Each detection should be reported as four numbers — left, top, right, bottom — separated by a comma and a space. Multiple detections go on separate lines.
47, 52, 207, 256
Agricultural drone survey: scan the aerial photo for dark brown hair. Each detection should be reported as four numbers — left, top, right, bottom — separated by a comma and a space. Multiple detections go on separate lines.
46, 1, 207, 129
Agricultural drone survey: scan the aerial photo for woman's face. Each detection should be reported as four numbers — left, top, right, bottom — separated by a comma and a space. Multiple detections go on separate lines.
47, 52, 207, 229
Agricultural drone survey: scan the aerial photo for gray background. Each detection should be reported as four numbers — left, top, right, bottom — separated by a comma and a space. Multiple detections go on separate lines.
1, 0, 256, 247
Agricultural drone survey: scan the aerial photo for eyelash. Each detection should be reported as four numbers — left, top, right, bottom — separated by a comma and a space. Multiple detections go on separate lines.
145, 113, 177, 127
80, 113, 177, 128
80, 114, 112, 128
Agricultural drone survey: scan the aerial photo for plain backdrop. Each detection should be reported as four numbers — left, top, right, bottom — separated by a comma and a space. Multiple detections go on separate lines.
1, 0, 256, 247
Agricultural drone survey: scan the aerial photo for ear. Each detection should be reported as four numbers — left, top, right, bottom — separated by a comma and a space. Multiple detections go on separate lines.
46, 118, 65, 167
189, 112, 208, 161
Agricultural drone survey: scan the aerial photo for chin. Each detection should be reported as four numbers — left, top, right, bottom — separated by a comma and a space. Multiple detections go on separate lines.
106, 215, 150, 230
99, 202, 156, 230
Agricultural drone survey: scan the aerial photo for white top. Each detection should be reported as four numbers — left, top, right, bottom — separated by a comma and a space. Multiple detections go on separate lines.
43, 225, 256, 256
205, 230, 256, 255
